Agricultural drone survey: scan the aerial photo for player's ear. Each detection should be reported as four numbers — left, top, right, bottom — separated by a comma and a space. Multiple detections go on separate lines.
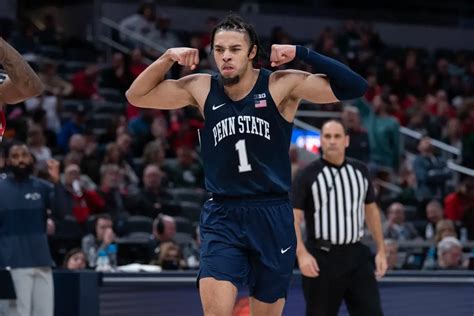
248, 44, 257, 60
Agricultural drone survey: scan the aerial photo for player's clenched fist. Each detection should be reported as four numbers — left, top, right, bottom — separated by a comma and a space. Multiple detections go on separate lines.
167, 47, 200, 70
270, 44, 296, 68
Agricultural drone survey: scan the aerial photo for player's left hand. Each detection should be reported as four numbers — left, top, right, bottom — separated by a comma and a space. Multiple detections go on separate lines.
47, 159, 60, 184
374, 251, 388, 279
270, 44, 296, 67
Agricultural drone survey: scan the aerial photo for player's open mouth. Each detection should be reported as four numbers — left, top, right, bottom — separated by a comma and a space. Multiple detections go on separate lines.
222, 66, 234, 72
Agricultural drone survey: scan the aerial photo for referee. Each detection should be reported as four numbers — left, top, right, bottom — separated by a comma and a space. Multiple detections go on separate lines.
292, 120, 387, 316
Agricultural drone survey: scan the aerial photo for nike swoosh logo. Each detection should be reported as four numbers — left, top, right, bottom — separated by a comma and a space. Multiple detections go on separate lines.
281, 246, 292, 254
212, 103, 226, 110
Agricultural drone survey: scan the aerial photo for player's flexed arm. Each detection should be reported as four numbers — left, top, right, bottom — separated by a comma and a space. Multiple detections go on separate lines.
0, 38, 44, 104
126, 47, 209, 110
268, 44, 368, 120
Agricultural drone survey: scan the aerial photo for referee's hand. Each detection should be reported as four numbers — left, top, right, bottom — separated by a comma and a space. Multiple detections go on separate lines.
374, 251, 388, 279
297, 251, 320, 277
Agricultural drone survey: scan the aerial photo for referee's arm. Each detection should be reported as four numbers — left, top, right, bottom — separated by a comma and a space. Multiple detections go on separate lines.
293, 208, 319, 277
365, 202, 387, 279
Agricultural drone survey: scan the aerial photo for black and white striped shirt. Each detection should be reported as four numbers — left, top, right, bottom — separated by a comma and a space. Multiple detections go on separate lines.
292, 158, 375, 245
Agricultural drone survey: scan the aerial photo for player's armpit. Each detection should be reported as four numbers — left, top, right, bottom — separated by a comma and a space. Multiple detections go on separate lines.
270, 70, 339, 106
289, 72, 339, 104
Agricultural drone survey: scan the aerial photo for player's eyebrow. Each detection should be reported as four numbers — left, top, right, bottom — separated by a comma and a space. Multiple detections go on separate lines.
214, 44, 243, 49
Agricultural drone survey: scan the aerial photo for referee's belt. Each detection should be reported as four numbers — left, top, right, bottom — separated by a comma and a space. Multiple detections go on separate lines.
307, 239, 359, 252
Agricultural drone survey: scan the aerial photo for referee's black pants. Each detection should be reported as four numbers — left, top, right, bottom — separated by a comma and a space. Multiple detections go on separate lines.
302, 241, 383, 316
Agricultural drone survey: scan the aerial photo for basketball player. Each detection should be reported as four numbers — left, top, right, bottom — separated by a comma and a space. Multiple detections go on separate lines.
0, 37, 44, 105
126, 14, 368, 316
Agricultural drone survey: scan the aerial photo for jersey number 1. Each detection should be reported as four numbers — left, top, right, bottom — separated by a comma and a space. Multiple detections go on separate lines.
235, 139, 252, 173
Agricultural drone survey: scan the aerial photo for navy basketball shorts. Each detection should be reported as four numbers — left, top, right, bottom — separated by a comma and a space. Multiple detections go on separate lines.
198, 195, 296, 303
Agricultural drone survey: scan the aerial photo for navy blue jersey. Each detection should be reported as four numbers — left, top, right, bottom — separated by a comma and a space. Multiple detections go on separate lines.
200, 68, 293, 195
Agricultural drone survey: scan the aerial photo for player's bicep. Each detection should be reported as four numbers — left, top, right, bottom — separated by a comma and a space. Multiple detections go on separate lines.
290, 73, 339, 104
128, 79, 197, 110
0, 76, 32, 104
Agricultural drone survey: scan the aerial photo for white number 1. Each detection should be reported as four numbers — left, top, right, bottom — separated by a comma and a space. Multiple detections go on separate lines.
235, 139, 252, 173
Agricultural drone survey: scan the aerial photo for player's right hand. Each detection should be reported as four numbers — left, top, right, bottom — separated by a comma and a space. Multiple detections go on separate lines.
297, 251, 320, 277
167, 47, 200, 70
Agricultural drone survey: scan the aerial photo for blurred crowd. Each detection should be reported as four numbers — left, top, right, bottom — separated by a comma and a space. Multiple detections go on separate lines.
0, 2, 473, 272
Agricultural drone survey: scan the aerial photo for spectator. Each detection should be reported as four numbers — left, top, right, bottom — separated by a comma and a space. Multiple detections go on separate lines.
441, 118, 463, 154
460, 102, 474, 168
24, 92, 62, 133
383, 202, 420, 240
424, 199, 444, 240
198, 16, 218, 50
126, 164, 172, 218
164, 146, 204, 188
119, 2, 156, 47
62, 151, 97, 191
149, 214, 177, 260
141, 139, 167, 176
434, 219, 457, 241
153, 240, 187, 270
62, 248, 87, 270
341, 105, 370, 163
103, 142, 139, 188
31, 109, 57, 149
396, 166, 419, 207
37, 14, 61, 45
97, 164, 129, 219
129, 48, 147, 78
167, 110, 204, 151
71, 64, 101, 100
57, 105, 86, 153
152, 214, 176, 243
147, 16, 182, 55
401, 50, 425, 96
444, 177, 474, 222
128, 109, 155, 156
38, 59, 73, 97
62, 164, 105, 225
354, 94, 400, 170
82, 214, 117, 268
100, 52, 133, 94
384, 239, 400, 270
27, 124, 52, 171
413, 137, 450, 201
116, 133, 135, 166
68, 133, 101, 184
436, 237, 465, 270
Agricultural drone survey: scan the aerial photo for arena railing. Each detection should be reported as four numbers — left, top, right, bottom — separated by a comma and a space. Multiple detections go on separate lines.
295, 109, 474, 178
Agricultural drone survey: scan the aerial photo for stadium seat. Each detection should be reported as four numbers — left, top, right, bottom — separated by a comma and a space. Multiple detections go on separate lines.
99, 88, 126, 103
168, 188, 210, 204
125, 216, 153, 234
173, 216, 193, 234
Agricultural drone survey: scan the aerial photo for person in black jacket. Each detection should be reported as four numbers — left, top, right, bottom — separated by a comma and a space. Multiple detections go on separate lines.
0, 142, 68, 316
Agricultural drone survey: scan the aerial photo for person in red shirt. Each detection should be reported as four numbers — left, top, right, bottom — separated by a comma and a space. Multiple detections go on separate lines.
444, 177, 474, 222
63, 164, 105, 224
71, 64, 101, 100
